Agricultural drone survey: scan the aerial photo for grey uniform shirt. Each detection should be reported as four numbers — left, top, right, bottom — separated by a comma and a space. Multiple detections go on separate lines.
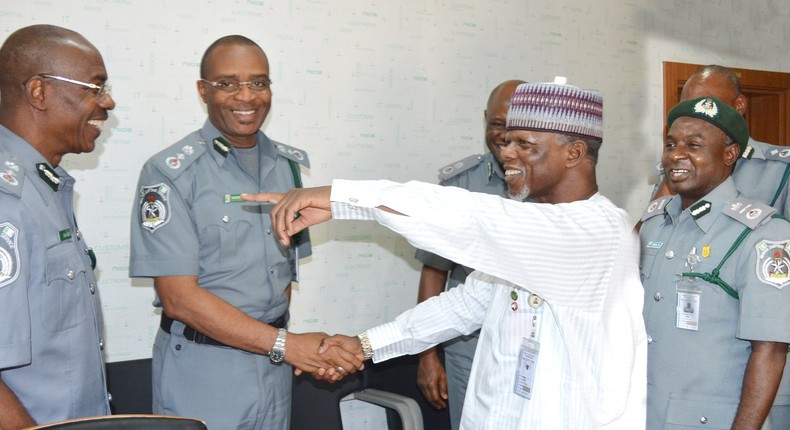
733, 139, 790, 215
415, 152, 508, 289
0, 125, 108, 423
640, 177, 790, 429
129, 121, 310, 322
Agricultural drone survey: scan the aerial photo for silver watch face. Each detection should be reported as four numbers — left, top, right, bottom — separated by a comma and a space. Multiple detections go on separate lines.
269, 347, 285, 363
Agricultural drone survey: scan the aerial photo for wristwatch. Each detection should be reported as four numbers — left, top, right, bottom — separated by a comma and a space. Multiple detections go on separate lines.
269, 328, 287, 363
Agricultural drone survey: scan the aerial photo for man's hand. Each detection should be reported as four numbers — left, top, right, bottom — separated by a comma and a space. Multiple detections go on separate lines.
242, 186, 333, 246
312, 334, 368, 381
285, 332, 364, 382
417, 349, 448, 409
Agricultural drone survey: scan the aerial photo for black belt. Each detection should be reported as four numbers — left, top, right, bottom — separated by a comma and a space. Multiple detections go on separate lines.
160, 312, 289, 348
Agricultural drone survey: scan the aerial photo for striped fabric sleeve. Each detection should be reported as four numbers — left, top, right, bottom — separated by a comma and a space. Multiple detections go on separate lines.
329, 179, 633, 310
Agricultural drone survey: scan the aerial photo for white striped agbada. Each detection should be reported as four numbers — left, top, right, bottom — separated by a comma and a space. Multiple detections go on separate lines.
329, 179, 646, 430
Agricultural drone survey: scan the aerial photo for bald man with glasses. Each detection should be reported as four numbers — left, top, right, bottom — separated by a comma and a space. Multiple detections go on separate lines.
0, 24, 116, 427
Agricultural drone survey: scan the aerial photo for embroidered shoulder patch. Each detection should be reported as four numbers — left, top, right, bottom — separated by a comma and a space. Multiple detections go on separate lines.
139, 183, 171, 233
755, 240, 790, 289
0, 222, 21, 288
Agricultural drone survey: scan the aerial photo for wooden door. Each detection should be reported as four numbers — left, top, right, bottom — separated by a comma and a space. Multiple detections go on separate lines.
663, 62, 790, 146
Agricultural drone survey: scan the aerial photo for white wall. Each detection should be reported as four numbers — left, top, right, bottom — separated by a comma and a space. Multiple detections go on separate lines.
1, 0, 787, 362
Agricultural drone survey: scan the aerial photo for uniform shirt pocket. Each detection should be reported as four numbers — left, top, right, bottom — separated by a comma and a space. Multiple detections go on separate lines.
640, 246, 661, 283
200, 220, 253, 271
43, 241, 88, 332
665, 392, 739, 429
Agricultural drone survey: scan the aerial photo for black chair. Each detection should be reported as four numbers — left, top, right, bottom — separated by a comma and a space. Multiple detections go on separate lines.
24, 414, 207, 430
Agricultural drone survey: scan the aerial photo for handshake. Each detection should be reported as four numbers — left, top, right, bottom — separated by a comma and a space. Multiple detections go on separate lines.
284, 332, 372, 382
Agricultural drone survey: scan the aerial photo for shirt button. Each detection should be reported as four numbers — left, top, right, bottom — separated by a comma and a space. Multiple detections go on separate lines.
175, 344, 182, 351
222, 216, 230, 223
647, 335, 653, 344
269, 267, 275, 274
67, 270, 75, 280
76, 230, 82, 240
665, 250, 675, 259
99, 338, 105, 350
107, 393, 113, 402
654, 292, 663, 301
84, 247, 90, 255
90, 283, 96, 294
700, 416, 708, 424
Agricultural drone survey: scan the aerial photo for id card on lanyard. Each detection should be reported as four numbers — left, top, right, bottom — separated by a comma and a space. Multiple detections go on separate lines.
676, 248, 702, 331
512, 292, 544, 400
676, 276, 701, 330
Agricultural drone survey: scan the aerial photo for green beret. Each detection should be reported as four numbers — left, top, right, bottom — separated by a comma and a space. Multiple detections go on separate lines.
667, 96, 749, 153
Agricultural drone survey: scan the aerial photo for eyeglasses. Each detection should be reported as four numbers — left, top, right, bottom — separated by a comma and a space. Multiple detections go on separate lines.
201, 79, 272, 93
40, 74, 112, 99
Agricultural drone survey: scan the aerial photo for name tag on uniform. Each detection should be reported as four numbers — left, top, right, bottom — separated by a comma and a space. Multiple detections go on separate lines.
676, 277, 701, 331
514, 338, 540, 399
58, 228, 72, 242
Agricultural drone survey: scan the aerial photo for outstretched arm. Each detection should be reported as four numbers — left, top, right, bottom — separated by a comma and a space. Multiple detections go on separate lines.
242, 186, 404, 246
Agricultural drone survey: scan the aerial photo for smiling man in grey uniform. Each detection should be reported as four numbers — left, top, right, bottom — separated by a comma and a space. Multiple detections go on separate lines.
129, 35, 361, 429
640, 97, 790, 429
0, 25, 115, 427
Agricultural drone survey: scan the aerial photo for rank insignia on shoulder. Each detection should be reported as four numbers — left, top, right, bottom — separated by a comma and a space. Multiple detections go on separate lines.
275, 142, 310, 168
155, 138, 205, 178
0, 155, 23, 197
0, 222, 20, 289
641, 196, 671, 221
767, 148, 790, 163
723, 199, 775, 229
438, 154, 484, 181
755, 240, 790, 289
139, 183, 171, 233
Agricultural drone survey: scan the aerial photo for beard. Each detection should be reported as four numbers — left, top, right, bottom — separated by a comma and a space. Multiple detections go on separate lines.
508, 184, 530, 202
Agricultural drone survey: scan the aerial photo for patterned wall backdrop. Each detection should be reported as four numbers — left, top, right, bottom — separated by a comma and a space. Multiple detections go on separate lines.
1, 0, 787, 361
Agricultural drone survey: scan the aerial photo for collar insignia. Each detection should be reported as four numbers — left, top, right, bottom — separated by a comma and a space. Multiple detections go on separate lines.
36, 163, 60, 191
213, 138, 230, 158
689, 200, 712, 219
